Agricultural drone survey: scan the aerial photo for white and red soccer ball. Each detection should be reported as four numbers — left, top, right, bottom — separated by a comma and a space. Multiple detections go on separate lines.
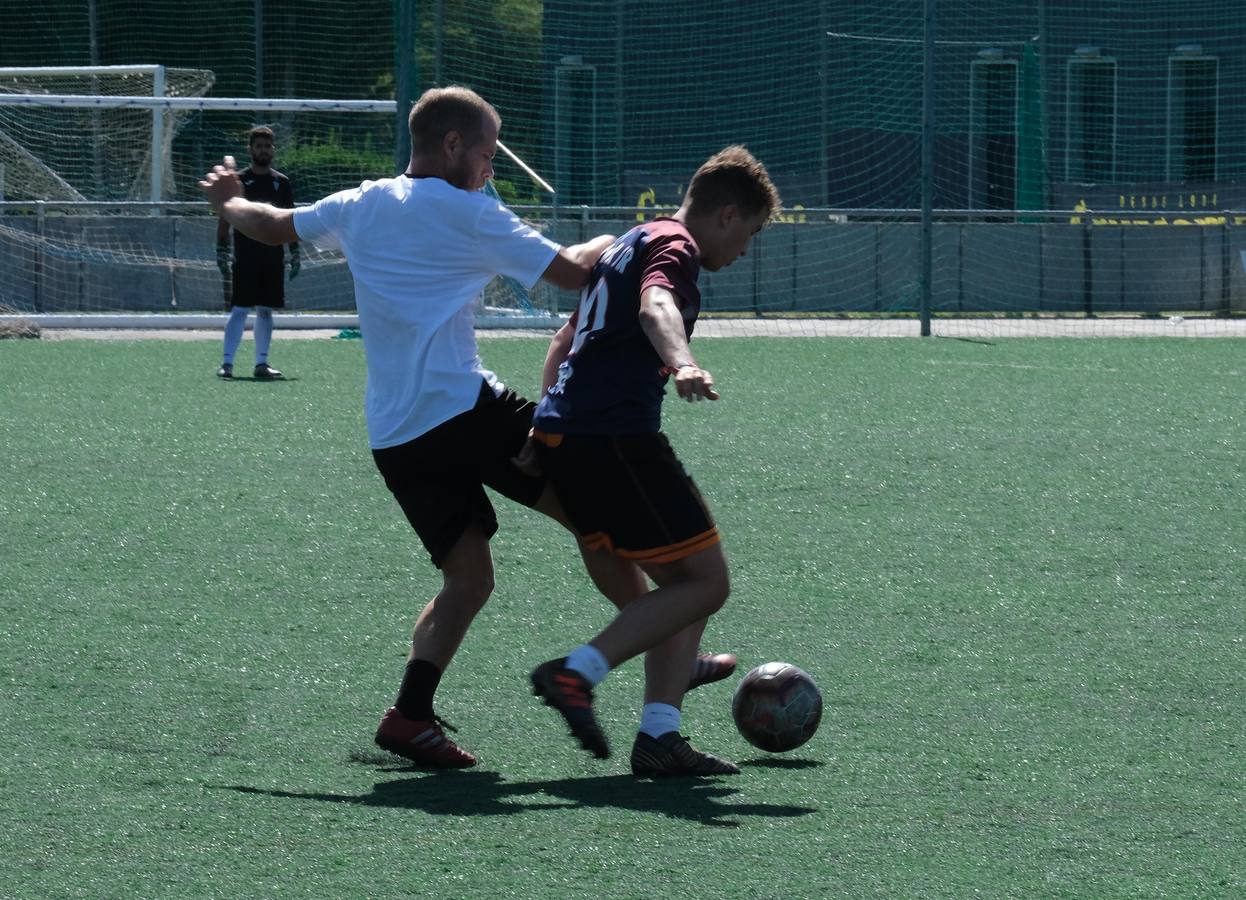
731, 662, 822, 752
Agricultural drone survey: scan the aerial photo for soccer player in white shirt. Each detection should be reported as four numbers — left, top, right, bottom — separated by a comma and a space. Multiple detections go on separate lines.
199, 86, 735, 769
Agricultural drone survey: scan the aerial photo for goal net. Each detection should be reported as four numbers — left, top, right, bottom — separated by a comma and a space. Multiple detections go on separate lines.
0, 83, 565, 323
0, 66, 215, 202
542, 1, 1246, 338
2, 2, 1245, 336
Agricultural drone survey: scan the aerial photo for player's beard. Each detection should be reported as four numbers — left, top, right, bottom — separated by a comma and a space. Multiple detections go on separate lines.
446, 153, 484, 192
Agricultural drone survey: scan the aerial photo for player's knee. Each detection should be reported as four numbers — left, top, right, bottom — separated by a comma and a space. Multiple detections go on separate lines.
700, 567, 730, 615
690, 546, 730, 614
594, 561, 647, 609
255, 306, 273, 321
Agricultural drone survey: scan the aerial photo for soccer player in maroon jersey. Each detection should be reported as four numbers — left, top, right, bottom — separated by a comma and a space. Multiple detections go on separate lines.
528, 146, 782, 775
201, 88, 738, 770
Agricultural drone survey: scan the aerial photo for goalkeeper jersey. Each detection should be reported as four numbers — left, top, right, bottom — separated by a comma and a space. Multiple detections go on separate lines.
234, 167, 294, 265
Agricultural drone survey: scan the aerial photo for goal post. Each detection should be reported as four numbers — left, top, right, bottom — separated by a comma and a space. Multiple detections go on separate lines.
0, 65, 172, 202
0, 87, 568, 325
0, 65, 218, 203
0, 93, 549, 199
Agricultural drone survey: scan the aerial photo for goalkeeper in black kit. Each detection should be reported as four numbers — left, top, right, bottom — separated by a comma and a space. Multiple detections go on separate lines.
215, 126, 299, 379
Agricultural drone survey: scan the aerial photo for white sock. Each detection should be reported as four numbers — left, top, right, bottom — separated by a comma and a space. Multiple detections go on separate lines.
639, 703, 681, 739
222, 305, 249, 364
254, 306, 274, 364
565, 644, 609, 687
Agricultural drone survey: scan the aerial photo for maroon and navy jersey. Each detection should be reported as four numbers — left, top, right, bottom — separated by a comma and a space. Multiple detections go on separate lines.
533, 218, 701, 434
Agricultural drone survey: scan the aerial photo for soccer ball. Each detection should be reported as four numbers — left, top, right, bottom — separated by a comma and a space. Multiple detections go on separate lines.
731, 662, 822, 752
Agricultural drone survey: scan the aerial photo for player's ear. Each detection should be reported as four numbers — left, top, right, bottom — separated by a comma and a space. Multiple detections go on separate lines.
718, 203, 741, 228
443, 130, 463, 157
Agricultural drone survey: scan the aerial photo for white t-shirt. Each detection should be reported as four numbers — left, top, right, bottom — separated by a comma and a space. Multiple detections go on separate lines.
293, 176, 560, 448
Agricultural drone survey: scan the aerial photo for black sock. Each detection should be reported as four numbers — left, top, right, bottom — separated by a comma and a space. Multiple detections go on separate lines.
395, 659, 442, 720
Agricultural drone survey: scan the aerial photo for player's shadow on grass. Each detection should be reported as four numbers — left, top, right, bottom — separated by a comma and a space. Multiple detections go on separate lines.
225, 769, 816, 828
222, 375, 300, 383
740, 757, 823, 770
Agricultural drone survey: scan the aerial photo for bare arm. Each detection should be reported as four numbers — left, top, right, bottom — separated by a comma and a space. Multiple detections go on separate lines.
510, 319, 576, 479
539, 233, 615, 290
639, 285, 719, 402
542, 320, 575, 394
199, 156, 298, 246
217, 197, 297, 246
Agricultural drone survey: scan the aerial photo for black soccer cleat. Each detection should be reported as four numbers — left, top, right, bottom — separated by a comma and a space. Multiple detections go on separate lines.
630, 731, 741, 777
216, 363, 233, 379
530, 658, 610, 759
253, 362, 283, 379
688, 652, 737, 691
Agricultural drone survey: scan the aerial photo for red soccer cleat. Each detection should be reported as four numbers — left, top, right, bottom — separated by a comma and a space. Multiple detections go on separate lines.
688, 652, 737, 691
374, 707, 477, 768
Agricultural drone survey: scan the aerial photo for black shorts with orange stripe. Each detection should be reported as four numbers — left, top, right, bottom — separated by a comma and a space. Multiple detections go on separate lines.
534, 431, 719, 564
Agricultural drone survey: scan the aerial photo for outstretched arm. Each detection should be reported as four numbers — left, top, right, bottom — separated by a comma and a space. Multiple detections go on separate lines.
639, 285, 719, 402
539, 233, 615, 290
282, 178, 301, 269
199, 156, 298, 246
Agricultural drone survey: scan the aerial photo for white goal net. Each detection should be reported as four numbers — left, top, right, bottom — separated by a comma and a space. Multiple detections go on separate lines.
0, 65, 215, 202
0, 78, 569, 325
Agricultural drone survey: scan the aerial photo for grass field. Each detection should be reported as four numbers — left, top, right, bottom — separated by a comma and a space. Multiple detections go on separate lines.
1, 335, 1243, 898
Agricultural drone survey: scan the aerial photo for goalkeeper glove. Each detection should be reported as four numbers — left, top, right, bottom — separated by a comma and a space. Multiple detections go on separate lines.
215, 241, 231, 276
288, 246, 301, 281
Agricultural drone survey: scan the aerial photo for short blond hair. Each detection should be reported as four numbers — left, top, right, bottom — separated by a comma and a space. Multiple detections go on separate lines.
409, 86, 500, 155
685, 146, 781, 222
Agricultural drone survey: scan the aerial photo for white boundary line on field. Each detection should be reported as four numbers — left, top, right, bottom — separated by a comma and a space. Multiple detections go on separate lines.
0, 312, 564, 331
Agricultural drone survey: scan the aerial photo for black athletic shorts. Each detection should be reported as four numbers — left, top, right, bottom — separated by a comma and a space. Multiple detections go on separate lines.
231, 258, 285, 308
372, 380, 544, 568
533, 431, 719, 565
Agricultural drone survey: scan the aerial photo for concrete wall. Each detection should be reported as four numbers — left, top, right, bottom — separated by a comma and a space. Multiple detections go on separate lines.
568, 218, 1245, 315
0, 215, 357, 313
3, 215, 1242, 315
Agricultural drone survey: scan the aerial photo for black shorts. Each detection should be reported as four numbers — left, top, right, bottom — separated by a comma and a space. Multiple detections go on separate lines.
231, 258, 285, 308
534, 431, 719, 564
372, 381, 544, 568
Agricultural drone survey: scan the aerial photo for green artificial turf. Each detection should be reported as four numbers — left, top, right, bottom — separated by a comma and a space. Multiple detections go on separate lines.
1, 335, 1242, 898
